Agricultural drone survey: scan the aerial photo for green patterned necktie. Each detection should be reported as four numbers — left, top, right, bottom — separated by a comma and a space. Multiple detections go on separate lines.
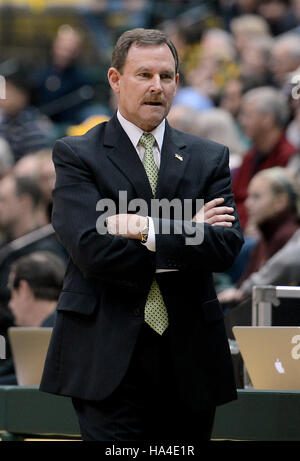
139, 132, 169, 335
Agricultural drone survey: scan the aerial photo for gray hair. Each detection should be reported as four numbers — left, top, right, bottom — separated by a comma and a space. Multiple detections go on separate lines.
242, 86, 289, 127
231, 14, 270, 37
195, 108, 246, 154
273, 34, 300, 59
201, 28, 236, 60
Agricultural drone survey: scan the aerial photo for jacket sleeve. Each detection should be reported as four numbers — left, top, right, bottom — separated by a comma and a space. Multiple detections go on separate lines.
52, 139, 154, 286
153, 146, 244, 273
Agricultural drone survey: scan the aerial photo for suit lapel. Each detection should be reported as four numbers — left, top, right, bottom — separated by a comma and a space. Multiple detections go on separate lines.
104, 114, 153, 207
157, 122, 190, 200
104, 115, 190, 209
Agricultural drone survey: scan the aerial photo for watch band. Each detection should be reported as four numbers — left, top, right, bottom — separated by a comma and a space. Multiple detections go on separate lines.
139, 217, 149, 243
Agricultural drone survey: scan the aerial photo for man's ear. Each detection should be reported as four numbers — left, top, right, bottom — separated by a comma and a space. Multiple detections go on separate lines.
107, 67, 121, 94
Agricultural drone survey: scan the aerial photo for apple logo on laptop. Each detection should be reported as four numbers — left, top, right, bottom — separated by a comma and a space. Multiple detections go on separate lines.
275, 358, 285, 374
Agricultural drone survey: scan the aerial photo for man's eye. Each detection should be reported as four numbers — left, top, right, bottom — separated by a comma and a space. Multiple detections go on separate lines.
161, 74, 172, 79
139, 73, 150, 78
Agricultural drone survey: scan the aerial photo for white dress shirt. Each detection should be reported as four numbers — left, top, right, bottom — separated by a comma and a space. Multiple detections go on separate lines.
117, 111, 178, 273
117, 110, 165, 252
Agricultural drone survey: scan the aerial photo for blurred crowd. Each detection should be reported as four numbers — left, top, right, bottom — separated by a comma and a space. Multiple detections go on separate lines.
1, 0, 300, 386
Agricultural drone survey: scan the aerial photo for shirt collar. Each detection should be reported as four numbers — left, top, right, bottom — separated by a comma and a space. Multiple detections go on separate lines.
117, 110, 165, 152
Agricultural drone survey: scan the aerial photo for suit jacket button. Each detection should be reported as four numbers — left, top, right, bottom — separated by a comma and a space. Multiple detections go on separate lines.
133, 307, 141, 317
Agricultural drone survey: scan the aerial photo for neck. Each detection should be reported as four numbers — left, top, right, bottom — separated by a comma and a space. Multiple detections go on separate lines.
254, 127, 283, 154
25, 299, 57, 327
11, 213, 42, 239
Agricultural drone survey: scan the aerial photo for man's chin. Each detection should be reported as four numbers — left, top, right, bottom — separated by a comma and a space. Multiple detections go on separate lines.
138, 109, 167, 131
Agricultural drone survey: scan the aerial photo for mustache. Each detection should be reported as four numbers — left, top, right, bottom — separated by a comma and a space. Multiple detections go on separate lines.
141, 96, 166, 104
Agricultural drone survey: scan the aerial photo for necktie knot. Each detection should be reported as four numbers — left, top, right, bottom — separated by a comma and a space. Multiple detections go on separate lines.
139, 132, 156, 150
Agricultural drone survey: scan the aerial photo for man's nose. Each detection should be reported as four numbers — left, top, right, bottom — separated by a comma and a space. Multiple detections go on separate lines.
149, 75, 162, 92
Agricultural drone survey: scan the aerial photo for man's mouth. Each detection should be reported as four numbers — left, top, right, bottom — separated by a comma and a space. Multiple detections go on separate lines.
143, 101, 163, 106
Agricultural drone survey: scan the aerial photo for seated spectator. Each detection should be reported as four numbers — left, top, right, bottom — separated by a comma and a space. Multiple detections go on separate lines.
0, 174, 66, 343
220, 79, 244, 119
194, 108, 247, 169
218, 167, 300, 305
14, 149, 56, 220
200, 28, 237, 61
230, 14, 271, 57
239, 35, 274, 87
270, 34, 300, 89
32, 25, 92, 125
0, 71, 54, 162
233, 86, 296, 231
0, 251, 65, 384
183, 28, 240, 103
220, 78, 252, 152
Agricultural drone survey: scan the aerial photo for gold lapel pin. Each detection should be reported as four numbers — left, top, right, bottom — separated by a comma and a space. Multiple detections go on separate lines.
175, 153, 183, 161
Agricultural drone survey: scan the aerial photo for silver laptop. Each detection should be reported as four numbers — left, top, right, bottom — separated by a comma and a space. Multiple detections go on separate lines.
8, 327, 52, 386
233, 326, 300, 390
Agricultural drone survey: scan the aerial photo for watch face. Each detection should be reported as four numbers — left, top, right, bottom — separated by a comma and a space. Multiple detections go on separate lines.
141, 230, 148, 243
140, 218, 149, 242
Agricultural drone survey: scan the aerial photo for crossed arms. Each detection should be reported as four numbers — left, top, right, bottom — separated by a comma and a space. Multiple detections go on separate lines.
52, 139, 244, 284
105, 197, 236, 241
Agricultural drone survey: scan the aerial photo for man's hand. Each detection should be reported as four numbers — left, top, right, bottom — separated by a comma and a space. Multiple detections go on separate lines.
106, 214, 147, 240
217, 288, 245, 304
192, 198, 235, 227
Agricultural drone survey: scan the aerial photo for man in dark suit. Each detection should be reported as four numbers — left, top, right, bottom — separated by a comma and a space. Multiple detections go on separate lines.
0, 251, 65, 384
40, 28, 244, 441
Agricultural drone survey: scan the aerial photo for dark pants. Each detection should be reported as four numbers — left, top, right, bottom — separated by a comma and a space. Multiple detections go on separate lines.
72, 323, 215, 441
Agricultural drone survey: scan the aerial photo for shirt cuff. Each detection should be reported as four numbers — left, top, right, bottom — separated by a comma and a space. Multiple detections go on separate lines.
142, 217, 156, 252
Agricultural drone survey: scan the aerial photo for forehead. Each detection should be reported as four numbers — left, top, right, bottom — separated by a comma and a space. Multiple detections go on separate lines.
123, 44, 176, 72
249, 175, 271, 192
242, 99, 260, 112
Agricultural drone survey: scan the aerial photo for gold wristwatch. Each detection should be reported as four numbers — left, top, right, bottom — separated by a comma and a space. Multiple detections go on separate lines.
139, 217, 149, 243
